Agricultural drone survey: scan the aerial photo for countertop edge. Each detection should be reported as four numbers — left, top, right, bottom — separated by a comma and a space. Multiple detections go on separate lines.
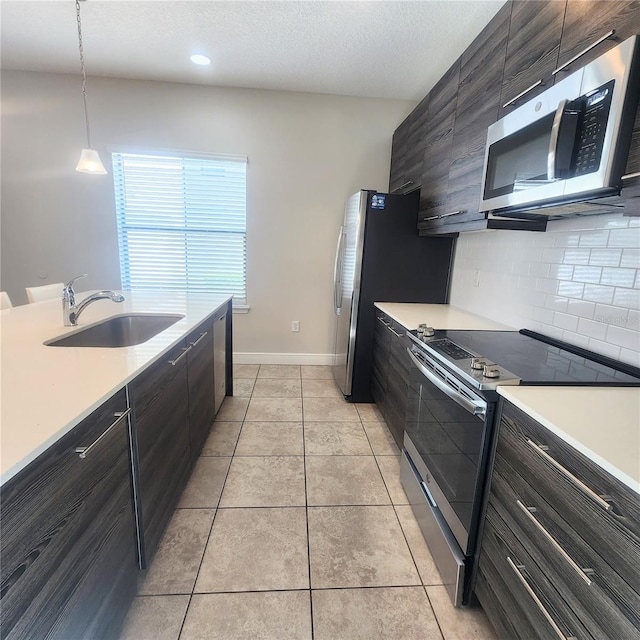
497, 386, 640, 497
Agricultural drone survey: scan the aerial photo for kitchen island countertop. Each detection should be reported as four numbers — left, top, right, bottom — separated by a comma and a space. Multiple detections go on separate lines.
0, 290, 232, 485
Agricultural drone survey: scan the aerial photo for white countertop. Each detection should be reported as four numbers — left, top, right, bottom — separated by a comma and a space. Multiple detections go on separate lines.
0, 290, 232, 485
374, 302, 514, 331
497, 386, 640, 495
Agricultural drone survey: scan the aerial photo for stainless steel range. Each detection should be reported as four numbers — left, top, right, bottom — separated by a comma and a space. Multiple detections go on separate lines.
400, 326, 640, 607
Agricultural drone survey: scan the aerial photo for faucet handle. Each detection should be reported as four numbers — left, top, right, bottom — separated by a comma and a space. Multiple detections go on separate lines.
63, 274, 87, 304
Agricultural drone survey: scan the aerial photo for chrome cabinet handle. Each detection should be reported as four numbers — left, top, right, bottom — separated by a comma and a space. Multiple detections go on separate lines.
516, 500, 593, 585
622, 171, 640, 181
422, 210, 464, 222
506, 557, 576, 640
168, 345, 192, 366
75, 408, 131, 459
389, 327, 404, 338
553, 29, 616, 75
189, 331, 208, 348
407, 347, 487, 419
502, 79, 545, 109
526, 439, 612, 511
391, 180, 414, 194
377, 315, 391, 327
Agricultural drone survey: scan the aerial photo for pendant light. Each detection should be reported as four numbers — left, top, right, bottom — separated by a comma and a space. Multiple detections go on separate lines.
74, 0, 107, 174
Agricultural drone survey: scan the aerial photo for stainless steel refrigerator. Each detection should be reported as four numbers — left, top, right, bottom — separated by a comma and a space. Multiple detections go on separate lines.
332, 189, 455, 402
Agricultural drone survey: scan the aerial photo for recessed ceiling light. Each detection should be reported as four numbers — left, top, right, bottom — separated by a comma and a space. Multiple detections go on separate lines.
190, 54, 211, 66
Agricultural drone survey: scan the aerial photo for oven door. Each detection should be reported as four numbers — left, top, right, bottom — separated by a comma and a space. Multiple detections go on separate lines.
404, 345, 489, 554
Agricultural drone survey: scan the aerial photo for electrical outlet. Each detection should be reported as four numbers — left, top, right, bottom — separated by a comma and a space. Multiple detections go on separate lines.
473, 270, 480, 288
291, 320, 300, 332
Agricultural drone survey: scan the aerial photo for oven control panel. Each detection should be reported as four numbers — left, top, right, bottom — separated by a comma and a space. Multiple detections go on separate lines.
407, 330, 520, 391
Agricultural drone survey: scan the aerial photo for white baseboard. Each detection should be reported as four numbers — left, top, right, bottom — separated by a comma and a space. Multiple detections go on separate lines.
233, 352, 334, 365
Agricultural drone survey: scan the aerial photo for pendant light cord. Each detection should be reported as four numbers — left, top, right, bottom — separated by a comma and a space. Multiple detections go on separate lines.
76, 0, 92, 149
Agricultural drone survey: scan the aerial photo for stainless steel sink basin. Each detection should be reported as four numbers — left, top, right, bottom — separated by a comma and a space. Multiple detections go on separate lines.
45, 313, 185, 348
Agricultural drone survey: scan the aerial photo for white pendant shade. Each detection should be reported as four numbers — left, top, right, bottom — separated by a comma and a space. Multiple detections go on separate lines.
76, 148, 107, 174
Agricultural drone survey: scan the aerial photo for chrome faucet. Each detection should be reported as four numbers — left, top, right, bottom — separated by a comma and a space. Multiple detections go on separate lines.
62, 274, 125, 326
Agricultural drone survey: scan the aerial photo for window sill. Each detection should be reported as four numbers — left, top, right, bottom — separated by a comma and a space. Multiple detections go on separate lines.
232, 304, 250, 314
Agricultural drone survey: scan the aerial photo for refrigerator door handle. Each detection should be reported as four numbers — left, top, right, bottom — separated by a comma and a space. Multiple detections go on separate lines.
333, 226, 345, 314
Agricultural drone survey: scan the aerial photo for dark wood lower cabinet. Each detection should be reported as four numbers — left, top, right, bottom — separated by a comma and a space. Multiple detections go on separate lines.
0, 389, 137, 640
370, 310, 411, 448
187, 320, 216, 461
130, 339, 191, 566
475, 399, 640, 640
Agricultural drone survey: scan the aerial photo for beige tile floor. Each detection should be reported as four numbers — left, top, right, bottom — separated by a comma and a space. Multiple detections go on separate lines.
120, 364, 498, 640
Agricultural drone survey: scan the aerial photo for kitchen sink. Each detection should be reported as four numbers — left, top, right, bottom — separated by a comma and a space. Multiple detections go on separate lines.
45, 313, 185, 348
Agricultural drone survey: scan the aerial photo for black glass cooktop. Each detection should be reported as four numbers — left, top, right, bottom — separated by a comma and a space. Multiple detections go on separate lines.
434, 329, 640, 386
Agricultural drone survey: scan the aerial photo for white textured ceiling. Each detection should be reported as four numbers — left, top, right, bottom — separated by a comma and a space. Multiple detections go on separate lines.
1, 0, 505, 101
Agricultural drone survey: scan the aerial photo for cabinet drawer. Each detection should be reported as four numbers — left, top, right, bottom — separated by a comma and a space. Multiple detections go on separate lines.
481, 504, 594, 640
498, 402, 640, 584
1, 389, 136, 640
490, 456, 640, 639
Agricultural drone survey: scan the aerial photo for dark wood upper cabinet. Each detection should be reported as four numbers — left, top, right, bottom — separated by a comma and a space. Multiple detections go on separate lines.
556, 1, 640, 75
444, 2, 512, 226
498, 0, 566, 118
418, 60, 460, 222
389, 96, 429, 194
389, 117, 411, 193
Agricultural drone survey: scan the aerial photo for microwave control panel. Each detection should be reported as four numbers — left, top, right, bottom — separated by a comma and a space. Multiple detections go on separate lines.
573, 80, 615, 176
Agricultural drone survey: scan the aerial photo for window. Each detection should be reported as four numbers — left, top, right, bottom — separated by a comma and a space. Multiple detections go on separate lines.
112, 151, 247, 305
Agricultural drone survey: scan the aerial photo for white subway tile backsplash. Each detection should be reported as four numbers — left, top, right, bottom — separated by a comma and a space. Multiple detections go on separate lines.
548, 264, 574, 280
621, 249, 640, 268
566, 299, 595, 320
563, 248, 591, 265
561, 331, 590, 349
582, 284, 615, 304
573, 266, 602, 284
577, 317, 608, 341
553, 232, 581, 248
578, 230, 609, 247
589, 249, 621, 267
529, 262, 550, 278
557, 281, 584, 298
619, 348, 640, 367
609, 228, 640, 247
553, 312, 578, 332
600, 267, 636, 288
533, 307, 554, 325
613, 288, 640, 311
544, 295, 569, 312
450, 216, 639, 366
605, 325, 640, 351
541, 247, 565, 264
586, 338, 621, 360
535, 278, 558, 295
594, 304, 628, 328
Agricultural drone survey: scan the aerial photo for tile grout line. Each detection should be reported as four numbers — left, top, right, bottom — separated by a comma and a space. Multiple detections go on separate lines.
300, 368, 316, 640
176, 374, 254, 640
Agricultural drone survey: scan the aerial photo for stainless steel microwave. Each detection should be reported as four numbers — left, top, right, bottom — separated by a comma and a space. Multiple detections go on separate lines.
480, 35, 640, 217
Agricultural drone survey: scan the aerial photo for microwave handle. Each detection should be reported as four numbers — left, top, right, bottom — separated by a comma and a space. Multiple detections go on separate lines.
547, 99, 569, 181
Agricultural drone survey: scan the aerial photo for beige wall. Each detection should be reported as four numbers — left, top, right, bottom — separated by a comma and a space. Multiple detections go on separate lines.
1, 70, 414, 359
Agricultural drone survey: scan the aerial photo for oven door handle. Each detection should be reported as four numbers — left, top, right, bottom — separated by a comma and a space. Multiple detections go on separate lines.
407, 348, 487, 420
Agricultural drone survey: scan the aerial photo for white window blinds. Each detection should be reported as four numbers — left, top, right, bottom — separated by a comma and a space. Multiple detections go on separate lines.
112, 151, 247, 304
